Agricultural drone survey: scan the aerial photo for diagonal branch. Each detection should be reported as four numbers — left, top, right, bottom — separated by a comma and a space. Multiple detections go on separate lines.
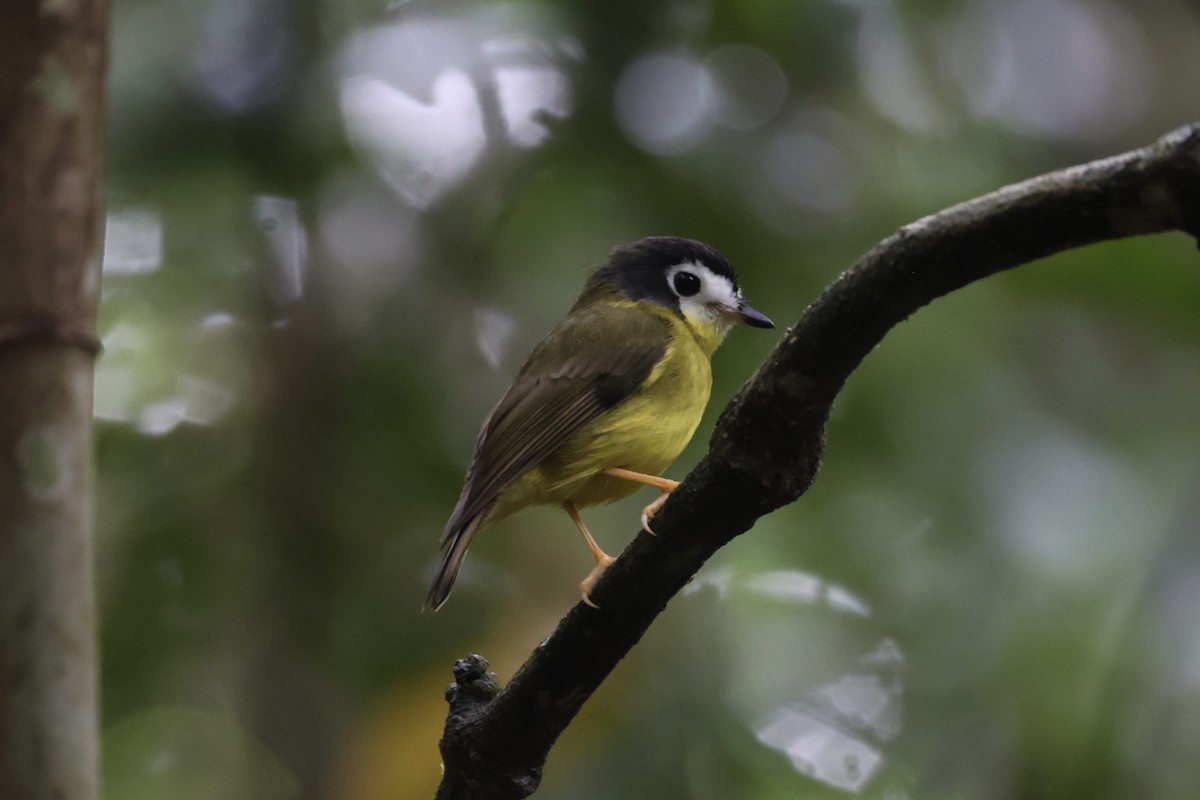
434, 122, 1200, 800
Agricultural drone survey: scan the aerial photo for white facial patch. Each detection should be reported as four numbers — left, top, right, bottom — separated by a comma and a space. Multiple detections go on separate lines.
666, 261, 743, 333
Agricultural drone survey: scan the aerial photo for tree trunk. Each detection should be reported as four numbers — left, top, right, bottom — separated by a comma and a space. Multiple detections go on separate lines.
0, 2, 110, 799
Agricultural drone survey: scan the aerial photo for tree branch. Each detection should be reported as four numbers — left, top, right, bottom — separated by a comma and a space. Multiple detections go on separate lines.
434, 122, 1200, 799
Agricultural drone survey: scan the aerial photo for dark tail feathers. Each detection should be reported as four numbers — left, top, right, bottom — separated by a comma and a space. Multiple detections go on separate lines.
423, 516, 481, 611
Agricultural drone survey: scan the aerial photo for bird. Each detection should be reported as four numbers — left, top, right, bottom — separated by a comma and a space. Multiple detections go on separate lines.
425, 236, 774, 610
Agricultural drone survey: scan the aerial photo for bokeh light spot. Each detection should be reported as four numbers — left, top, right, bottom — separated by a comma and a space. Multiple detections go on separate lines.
103, 208, 162, 275
614, 52, 713, 155
705, 43, 788, 131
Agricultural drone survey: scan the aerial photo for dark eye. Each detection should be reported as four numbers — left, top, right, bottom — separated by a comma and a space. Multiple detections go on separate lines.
672, 271, 701, 297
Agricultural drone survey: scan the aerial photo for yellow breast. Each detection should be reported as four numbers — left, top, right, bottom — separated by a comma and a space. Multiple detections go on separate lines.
507, 309, 717, 511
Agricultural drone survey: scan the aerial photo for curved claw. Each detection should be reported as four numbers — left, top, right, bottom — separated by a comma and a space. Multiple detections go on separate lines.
579, 554, 616, 608
640, 490, 673, 535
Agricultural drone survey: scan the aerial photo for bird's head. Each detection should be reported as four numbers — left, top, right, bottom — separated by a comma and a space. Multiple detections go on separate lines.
583, 237, 774, 346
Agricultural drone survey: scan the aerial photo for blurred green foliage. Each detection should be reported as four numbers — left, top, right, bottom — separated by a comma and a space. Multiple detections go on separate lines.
98, 0, 1200, 798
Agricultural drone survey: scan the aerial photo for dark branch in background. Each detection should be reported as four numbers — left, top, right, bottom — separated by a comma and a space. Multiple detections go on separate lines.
434, 123, 1200, 800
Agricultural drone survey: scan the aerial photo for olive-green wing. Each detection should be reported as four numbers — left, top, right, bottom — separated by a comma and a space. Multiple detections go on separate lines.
443, 304, 670, 542
425, 304, 669, 610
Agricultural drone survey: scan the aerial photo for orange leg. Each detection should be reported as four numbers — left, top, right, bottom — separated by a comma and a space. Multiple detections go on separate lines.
601, 467, 681, 534
563, 500, 615, 608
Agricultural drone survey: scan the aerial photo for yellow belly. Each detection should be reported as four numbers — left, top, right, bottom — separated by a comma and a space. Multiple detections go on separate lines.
491, 328, 713, 518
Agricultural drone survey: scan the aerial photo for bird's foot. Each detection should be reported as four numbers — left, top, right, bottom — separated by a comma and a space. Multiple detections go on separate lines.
580, 554, 617, 608
600, 468, 680, 534
640, 487, 676, 535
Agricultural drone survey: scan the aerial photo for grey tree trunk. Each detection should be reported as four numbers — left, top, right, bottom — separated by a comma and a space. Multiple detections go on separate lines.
0, 2, 110, 799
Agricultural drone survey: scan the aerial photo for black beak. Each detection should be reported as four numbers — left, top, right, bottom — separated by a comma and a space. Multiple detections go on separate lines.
737, 303, 774, 329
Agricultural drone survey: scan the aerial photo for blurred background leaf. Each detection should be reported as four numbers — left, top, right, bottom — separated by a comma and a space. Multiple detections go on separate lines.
99, 0, 1200, 798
